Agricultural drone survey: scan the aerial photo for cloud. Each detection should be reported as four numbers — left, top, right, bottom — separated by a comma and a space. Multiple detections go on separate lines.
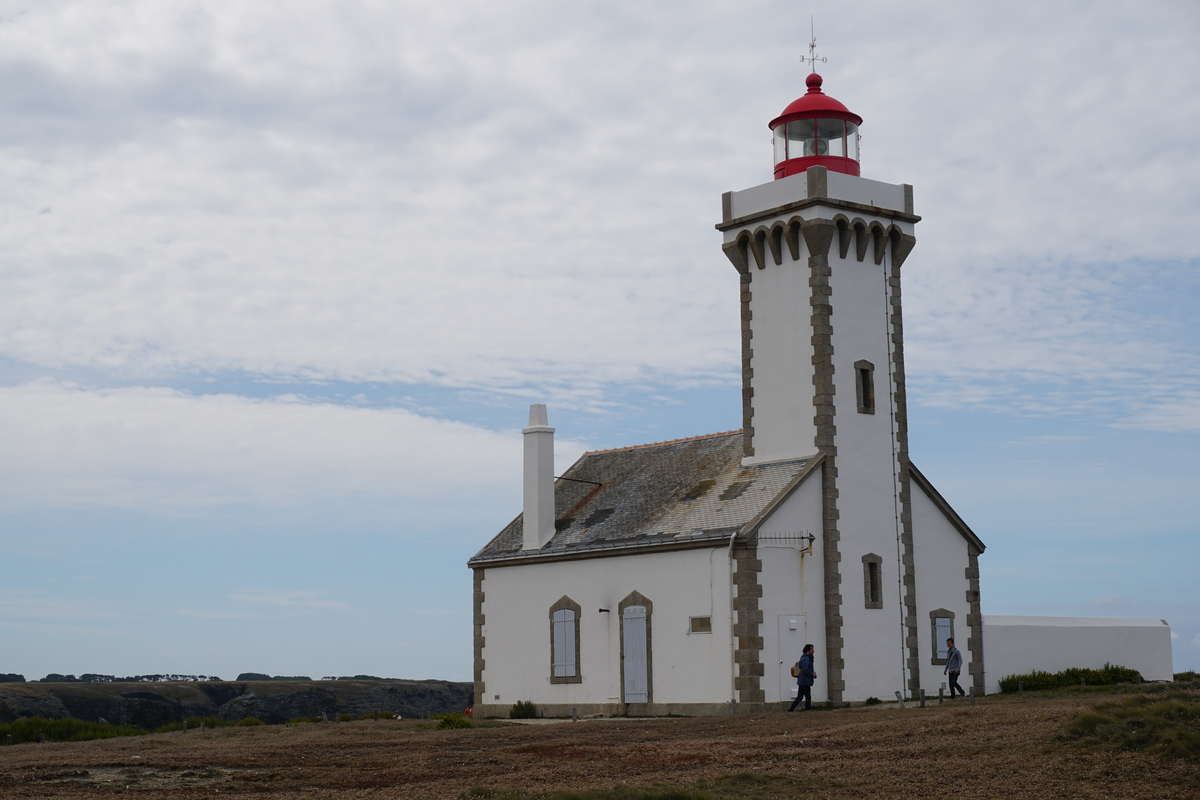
176, 610, 246, 620
0, 1, 1194, 432
0, 589, 127, 620
0, 380, 589, 513
1086, 595, 1130, 609
229, 590, 346, 609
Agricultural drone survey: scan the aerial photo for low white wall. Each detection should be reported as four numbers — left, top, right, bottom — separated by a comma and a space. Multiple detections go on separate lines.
982, 615, 1174, 694
480, 547, 733, 710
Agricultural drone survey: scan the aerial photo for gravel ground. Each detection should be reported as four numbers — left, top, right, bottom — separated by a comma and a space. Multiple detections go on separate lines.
0, 693, 1196, 799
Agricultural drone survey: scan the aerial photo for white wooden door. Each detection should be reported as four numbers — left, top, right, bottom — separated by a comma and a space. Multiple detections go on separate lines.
623, 606, 648, 703
777, 614, 806, 700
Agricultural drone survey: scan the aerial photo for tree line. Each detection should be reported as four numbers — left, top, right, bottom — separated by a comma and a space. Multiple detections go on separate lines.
0, 674, 222, 683
0, 673, 401, 683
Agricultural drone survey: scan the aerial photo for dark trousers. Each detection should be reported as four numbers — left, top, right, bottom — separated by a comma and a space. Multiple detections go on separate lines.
788, 685, 811, 711
948, 671, 963, 698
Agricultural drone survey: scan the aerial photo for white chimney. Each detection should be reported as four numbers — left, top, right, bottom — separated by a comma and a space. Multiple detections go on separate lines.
522, 403, 556, 550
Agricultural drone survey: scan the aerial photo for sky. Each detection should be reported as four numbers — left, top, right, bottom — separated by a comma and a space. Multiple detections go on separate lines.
1, 0, 1197, 683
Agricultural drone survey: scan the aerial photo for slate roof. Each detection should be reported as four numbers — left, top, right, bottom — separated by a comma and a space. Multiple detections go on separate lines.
469, 430, 812, 565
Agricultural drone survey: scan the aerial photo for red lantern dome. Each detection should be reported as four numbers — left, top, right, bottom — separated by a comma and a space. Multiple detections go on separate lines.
769, 73, 862, 180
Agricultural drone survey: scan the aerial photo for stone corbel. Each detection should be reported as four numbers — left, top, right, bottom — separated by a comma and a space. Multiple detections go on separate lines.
801, 218, 837, 259
722, 240, 748, 274
872, 226, 887, 265
747, 232, 766, 270
836, 219, 852, 260
753, 226, 782, 267
785, 218, 804, 261
854, 223, 870, 262
890, 231, 917, 269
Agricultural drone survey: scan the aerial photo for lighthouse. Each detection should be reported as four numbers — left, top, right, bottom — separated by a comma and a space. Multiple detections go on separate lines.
470, 61, 987, 716
715, 70, 938, 701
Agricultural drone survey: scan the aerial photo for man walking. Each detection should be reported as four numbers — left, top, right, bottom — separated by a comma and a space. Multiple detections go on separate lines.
945, 637, 964, 699
787, 644, 817, 711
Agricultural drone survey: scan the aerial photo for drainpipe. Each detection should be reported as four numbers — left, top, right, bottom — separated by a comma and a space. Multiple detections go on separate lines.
727, 528, 740, 712
522, 404, 555, 551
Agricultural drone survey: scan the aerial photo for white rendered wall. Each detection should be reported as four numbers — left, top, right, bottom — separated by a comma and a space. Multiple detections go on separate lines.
824, 212, 913, 701
824, 171, 907, 211
722, 169, 925, 701
725, 172, 913, 466
727, 171, 807, 220
755, 467, 826, 704
910, 481, 975, 693
982, 616, 1174, 695
739, 232, 817, 463
479, 547, 733, 708
726, 171, 906, 221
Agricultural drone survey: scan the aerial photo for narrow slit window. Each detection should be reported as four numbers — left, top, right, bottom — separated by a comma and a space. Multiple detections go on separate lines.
862, 553, 883, 609
855, 360, 875, 415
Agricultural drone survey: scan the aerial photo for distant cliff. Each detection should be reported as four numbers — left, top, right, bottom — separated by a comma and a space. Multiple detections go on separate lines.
0, 679, 472, 727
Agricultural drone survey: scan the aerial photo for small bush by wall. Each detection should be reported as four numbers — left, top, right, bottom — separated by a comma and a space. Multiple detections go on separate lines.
509, 701, 537, 719
236, 717, 265, 726
437, 713, 475, 729
999, 663, 1143, 693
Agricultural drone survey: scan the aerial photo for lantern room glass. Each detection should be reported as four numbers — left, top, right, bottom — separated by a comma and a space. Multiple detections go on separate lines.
815, 118, 845, 157
778, 118, 859, 163
787, 119, 814, 158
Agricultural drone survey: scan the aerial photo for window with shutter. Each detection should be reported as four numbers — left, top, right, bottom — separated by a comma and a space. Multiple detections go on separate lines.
552, 609, 576, 677
549, 596, 582, 683
623, 605, 649, 703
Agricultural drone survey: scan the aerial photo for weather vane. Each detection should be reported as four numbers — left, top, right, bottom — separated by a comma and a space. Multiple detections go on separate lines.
799, 16, 826, 74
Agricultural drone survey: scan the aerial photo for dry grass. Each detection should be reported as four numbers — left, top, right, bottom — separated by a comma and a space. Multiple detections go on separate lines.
0, 692, 1197, 799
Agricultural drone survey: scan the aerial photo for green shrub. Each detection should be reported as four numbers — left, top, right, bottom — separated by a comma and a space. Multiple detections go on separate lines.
1063, 690, 1200, 758
998, 663, 1143, 693
359, 712, 396, 720
339, 714, 355, 722
864, 697, 883, 705
236, 717, 265, 726
153, 716, 234, 734
509, 700, 538, 719
1175, 671, 1198, 683
438, 713, 475, 729
286, 716, 323, 726
0, 717, 141, 744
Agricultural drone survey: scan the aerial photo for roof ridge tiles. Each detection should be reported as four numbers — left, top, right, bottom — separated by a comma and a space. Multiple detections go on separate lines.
583, 429, 743, 455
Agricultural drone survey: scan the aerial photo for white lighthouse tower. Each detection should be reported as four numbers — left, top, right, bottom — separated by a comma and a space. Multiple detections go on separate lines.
470, 56, 988, 716
715, 68, 932, 700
